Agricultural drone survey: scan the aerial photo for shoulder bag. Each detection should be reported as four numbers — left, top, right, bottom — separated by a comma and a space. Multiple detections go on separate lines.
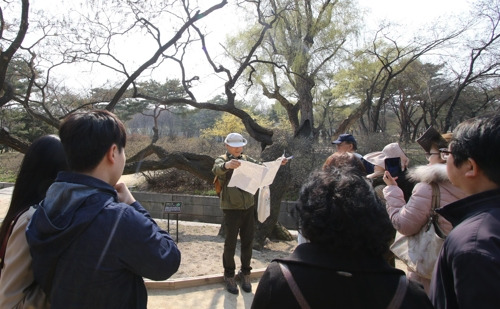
390, 182, 446, 279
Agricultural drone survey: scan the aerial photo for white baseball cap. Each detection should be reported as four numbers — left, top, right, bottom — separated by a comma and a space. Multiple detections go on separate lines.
224, 133, 248, 147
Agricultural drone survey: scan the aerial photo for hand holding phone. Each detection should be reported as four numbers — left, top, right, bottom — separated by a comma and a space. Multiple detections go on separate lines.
383, 171, 398, 186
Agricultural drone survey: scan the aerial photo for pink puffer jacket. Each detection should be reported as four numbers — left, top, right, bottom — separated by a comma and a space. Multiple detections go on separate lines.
383, 164, 467, 236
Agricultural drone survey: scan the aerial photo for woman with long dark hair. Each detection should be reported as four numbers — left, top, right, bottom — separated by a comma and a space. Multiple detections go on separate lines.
0, 135, 68, 308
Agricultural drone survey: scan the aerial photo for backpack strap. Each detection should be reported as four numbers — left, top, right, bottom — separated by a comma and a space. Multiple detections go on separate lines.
0, 208, 29, 276
429, 182, 446, 238
386, 275, 408, 309
278, 262, 311, 309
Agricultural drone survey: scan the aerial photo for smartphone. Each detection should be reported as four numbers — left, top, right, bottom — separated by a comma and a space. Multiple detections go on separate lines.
385, 157, 402, 177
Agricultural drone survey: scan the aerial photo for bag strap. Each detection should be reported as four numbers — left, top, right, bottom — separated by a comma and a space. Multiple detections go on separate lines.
0, 208, 29, 275
278, 262, 311, 309
430, 182, 441, 212
429, 182, 446, 238
386, 275, 408, 309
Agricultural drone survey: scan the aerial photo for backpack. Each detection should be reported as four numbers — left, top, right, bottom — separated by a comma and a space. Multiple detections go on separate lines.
213, 176, 222, 197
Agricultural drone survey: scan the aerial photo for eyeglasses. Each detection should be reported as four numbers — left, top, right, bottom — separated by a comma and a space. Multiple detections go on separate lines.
439, 148, 452, 161
425, 152, 440, 160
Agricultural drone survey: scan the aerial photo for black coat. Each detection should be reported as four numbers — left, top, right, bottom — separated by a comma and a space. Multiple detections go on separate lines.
431, 188, 500, 309
251, 243, 433, 309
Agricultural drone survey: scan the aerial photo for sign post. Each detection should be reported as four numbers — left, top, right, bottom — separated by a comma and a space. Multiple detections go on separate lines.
162, 202, 181, 242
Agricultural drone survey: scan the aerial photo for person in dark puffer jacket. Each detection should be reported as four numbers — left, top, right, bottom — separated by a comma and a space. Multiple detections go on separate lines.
252, 167, 433, 309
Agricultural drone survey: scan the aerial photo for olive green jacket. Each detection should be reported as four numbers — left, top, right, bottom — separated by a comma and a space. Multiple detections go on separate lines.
212, 152, 260, 210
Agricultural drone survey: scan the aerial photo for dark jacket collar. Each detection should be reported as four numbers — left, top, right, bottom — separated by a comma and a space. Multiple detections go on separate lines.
274, 243, 402, 275
56, 171, 117, 196
437, 188, 500, 227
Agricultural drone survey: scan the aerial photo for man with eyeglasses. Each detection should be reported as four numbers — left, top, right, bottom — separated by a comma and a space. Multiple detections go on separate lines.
430, 114, 500, 309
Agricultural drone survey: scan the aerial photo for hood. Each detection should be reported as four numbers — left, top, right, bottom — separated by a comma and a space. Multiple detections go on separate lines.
27, 172, 117, 241
407, 164, 449, 184
42, 182, 101, 229
25, 172, 117, 293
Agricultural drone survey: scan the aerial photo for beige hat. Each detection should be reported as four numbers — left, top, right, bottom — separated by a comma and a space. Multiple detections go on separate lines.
363, 142, 409, 170
224, 133, 247, 147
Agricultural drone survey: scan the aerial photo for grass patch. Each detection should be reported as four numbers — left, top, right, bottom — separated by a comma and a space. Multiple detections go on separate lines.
0, 152, 23, 183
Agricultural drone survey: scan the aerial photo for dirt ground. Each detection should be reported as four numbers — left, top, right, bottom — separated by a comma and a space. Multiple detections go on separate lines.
120, 173, 406, 279
156, 220, 297, 279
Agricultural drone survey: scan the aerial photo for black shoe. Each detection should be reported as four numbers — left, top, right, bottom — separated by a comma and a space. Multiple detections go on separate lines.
224, 276, 239, 294
237, 270, 252, 293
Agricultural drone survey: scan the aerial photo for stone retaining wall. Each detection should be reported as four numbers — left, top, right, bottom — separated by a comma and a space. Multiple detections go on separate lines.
132, 191, 298, 230
0, 182, 298, 229
0, 182, 14, 189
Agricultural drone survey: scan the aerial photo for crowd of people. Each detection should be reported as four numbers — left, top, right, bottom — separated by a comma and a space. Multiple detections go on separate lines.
0, 111, 499, 308
254, 114, 500, 309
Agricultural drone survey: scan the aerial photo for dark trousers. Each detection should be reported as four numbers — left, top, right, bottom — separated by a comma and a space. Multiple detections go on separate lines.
222, 206, 255, 277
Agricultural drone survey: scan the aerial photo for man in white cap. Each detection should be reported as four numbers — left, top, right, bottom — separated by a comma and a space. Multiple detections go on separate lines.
212, 133, 286, 295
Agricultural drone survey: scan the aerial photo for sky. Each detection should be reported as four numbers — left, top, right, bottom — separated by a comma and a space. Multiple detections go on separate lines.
24, 0, 473, 101
358, 0, 470, 28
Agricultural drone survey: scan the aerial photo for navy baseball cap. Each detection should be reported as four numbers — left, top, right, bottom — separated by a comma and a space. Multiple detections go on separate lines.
332, 134, 357, 144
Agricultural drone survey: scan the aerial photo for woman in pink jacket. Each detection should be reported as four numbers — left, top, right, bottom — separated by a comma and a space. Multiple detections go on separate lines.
382, 127, 466, 294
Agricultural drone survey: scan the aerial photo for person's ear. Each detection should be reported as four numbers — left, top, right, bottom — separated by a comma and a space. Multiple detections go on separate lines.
106, 144, 118, 164
464, 158, 479, 178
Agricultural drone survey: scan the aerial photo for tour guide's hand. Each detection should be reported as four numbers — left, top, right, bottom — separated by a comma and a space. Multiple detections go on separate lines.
115, 182, 136, 205
225, 159, 241, 169
279, 154, 293, 165
383, 171, 398, 186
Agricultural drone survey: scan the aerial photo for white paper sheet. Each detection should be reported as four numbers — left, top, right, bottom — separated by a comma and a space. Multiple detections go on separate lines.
227, 157, 284, 194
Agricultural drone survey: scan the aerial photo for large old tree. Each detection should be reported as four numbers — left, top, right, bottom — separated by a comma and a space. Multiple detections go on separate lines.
0, 0, 297, 248
2, 0, 499, 248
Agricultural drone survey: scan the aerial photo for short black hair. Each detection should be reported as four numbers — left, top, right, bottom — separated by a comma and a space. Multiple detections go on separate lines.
59, 110, 127, 172
296, 167, 394, 256
450, 114, 500, 185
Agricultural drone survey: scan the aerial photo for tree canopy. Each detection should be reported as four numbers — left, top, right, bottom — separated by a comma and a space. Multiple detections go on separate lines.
1, 0, 499, 246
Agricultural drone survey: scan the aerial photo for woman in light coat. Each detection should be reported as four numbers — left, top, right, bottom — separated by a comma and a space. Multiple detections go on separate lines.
382, 128, 466, 294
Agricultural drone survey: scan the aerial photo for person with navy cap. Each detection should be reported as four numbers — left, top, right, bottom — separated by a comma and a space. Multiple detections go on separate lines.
331, 133, 362, 158
326, 133, 373, 174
